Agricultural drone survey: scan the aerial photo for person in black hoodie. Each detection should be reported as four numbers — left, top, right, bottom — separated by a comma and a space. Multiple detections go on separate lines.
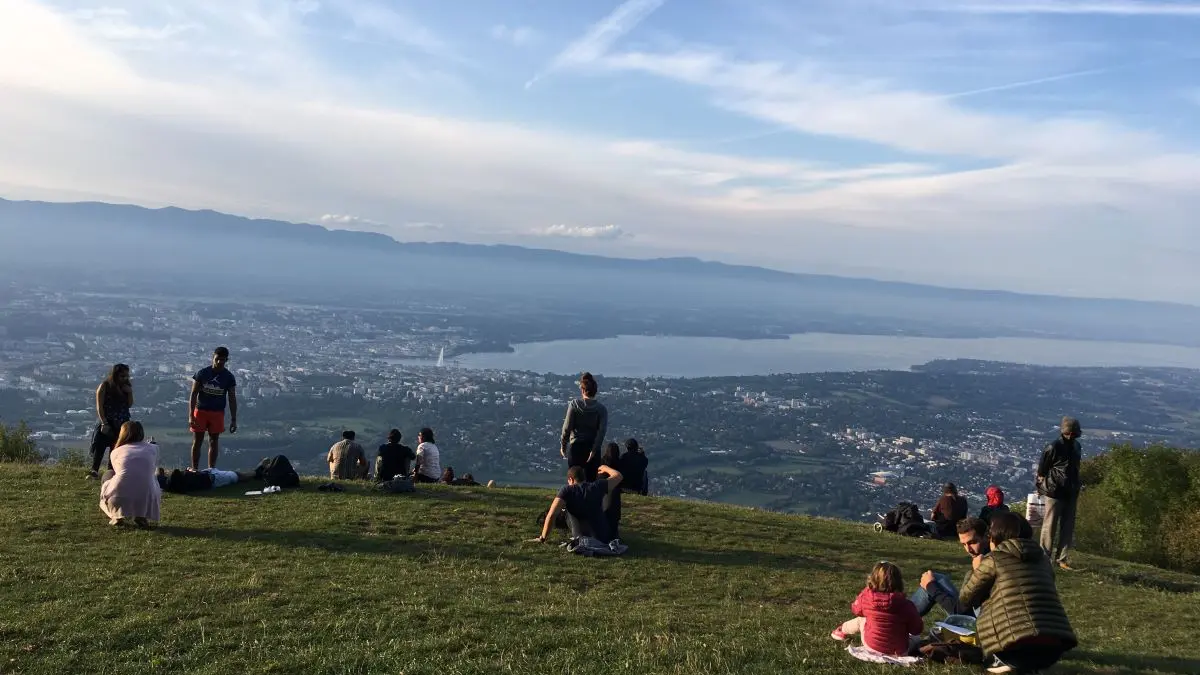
601, 442, 623, 539
619, 437, 649, 496
560, 372, 608, 480
374, 429, 415, 482
1037, 417, 1083, 571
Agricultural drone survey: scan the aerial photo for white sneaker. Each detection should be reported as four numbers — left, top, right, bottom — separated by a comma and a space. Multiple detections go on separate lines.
986, 658, 1015, 674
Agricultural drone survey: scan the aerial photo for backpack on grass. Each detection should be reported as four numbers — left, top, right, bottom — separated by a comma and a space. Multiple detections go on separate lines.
882, 502, 929, 538
256, 455, 300, 488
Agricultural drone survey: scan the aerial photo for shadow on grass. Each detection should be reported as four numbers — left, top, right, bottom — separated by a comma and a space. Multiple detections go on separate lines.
631, 537, 839, 573
153, 524, 531, 561
1057, 650, 1200, 675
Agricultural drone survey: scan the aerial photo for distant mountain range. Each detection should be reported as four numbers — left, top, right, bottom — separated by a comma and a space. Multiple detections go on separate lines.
0, 197, 1185, 312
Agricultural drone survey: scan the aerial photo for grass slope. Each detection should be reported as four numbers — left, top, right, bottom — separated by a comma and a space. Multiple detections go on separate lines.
1, 465, 1198, 675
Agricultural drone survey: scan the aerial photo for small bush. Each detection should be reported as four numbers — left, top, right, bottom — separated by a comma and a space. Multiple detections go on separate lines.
57, 448, 89, 468
0, 421, 42, 464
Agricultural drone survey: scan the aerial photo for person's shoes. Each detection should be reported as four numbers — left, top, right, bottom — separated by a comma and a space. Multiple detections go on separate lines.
986, 656, 1015, 673
134, 517, 153, 530
86, 470, 99, 480
1058, 562, 1077, 571
830, 627, 848, 641
110, 518, 127, 528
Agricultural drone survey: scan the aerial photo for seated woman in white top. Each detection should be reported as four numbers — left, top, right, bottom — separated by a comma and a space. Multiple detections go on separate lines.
99, 421, 162, 529
414, 427, 442, 484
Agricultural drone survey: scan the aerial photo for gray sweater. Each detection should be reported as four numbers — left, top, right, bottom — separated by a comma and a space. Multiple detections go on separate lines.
560, 398, 608, 460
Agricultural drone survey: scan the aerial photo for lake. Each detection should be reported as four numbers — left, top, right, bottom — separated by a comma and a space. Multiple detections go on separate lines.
445, 333, 1200, 378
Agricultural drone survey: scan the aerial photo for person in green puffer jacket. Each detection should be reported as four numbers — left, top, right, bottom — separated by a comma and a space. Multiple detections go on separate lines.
959, 511, 1077, 674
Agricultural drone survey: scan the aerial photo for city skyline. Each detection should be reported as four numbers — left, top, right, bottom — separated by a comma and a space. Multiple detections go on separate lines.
2, 1, 1199, 300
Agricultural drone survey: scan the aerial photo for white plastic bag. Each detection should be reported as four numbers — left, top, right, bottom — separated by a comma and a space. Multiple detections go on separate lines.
1026, 493, 1047, 529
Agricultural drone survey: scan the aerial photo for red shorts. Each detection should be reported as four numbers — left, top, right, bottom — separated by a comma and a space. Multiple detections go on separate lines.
190, 409, 225, 434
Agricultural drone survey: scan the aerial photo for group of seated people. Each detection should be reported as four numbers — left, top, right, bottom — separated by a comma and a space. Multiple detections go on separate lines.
325, 427, 486, 486
834, 512, 1076, 674
929, 482, 1010, 538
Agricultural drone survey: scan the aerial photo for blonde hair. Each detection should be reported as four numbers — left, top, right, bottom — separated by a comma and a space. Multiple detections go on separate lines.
867, 561, 904, 593
114, 421, 146, 448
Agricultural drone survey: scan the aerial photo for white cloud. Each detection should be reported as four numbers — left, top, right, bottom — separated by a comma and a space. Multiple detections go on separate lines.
320, 213, 380, 227
534, 224, 629, 240
526, 0, 665, 89
490, 24, 538, 47
921, 1, 1200, 16
2, 0, 1200, 301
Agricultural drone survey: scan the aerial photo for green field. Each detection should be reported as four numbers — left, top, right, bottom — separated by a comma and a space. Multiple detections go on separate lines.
1, 464, 1198, 674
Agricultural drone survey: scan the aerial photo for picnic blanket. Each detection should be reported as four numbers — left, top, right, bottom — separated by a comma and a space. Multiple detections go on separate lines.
845, 645, 923, 667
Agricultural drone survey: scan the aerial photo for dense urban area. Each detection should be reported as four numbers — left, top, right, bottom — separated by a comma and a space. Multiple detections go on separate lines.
4, 283, 1199, 521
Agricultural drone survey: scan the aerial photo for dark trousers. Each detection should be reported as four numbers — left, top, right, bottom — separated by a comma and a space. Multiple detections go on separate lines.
414, 473, 439, 484
567, 451, 596, 480
994, 646, 1066, 671
566, 511, 594, 539
89, 423, 117, 472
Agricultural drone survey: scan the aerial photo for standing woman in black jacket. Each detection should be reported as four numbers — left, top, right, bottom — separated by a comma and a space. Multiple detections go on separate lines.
1037, 416, 1082, 571
559, 372, 608, 481
89, 364, 133, 479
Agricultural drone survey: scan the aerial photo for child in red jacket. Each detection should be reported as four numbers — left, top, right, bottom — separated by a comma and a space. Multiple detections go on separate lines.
831, 561, 925, 656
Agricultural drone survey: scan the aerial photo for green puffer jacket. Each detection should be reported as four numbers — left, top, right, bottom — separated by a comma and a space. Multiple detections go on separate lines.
959, 538, 1078, 657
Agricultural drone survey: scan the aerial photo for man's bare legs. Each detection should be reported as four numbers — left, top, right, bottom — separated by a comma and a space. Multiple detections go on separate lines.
189, 431, 221, 469
190, 431, 205, 470
207, 433, 221, 469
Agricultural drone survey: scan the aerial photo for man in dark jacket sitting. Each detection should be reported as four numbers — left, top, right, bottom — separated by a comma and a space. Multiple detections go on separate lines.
618, 438, 649, 496
960, 512, 1077, 674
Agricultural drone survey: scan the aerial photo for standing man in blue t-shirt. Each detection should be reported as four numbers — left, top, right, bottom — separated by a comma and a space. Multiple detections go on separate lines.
536, 464, 623, 544
188, 346, 238, 470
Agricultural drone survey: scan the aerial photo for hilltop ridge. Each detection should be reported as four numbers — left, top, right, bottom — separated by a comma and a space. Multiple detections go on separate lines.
1, 464, 1197, 674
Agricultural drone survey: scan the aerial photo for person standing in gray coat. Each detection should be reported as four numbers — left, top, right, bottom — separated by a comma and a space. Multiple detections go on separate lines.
1037, 417, 1083, 571
560, 372, 608, 481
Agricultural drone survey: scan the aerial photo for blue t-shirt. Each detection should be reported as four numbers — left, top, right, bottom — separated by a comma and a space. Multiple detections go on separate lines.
193, 366, 236, 412
557, 479, 611, 542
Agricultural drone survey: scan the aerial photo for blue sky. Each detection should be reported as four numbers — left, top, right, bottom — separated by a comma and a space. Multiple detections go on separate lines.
1, 0, 1199, 300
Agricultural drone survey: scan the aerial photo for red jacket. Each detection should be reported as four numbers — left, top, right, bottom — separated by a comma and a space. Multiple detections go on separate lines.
851, 588, 924, 656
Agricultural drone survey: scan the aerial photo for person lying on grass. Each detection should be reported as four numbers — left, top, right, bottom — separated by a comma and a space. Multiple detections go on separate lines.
535, 464, 623, 544
157, 467, 258, 492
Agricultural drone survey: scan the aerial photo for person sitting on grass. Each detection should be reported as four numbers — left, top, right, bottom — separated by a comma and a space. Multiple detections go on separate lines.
441, 467, 455, 484
979, 485, 1010, 523
960, 511, 1077, 674
831, 561, 924, 657
931, 482, 969, 538
375, 429, 415, 482
414, 428, 442, 484
619, 437, 649, 496
328, 430, 368, 480
99, 421, 161, 529
536, 464, 623, 545
913, 516, 990, 618
601, 442, 624, 540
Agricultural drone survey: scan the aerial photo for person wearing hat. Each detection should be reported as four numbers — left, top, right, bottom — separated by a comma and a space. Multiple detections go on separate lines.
1037, 417, 1083, 571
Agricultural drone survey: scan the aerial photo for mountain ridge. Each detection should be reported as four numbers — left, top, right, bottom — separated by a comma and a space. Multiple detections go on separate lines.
1, 196, 1189, 310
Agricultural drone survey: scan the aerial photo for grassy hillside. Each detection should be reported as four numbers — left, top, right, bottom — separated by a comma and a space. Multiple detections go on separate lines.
1, 465, 1198, 675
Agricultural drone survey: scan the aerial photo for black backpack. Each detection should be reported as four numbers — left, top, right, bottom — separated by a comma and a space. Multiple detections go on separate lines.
256, 455, 300, 488
883, 502, 928, 537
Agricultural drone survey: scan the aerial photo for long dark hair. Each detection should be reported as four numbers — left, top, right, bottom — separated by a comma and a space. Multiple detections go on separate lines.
602, 442, 621, 467
104, 363, 130, 392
